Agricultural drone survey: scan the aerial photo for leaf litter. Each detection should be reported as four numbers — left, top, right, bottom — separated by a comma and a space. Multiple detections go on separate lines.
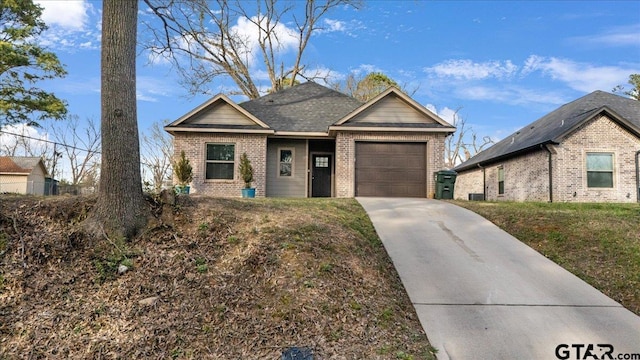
0, 195, 436, 359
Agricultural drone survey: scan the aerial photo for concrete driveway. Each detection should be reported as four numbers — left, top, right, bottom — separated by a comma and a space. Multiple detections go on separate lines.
357, 198, 640, 360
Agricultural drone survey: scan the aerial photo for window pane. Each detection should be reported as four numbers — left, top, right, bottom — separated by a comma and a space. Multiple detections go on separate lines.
206, 163, 234, 179
207, 144, 235, 161
587, 172, 613, 188
280, 150, 292, 163
498, 167, 504, 181
498, 181, 504, 194
586, 153, 612, 171
315, 157, 329, 168
280, 163, 292, 177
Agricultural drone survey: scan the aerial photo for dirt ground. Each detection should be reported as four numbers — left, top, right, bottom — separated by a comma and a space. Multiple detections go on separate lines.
0, 194, 435, 359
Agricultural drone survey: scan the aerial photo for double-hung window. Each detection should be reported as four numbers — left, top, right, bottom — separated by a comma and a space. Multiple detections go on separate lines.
586, 152, 613, 188
206, 144, 235, 180
498, 166, 505, 195
279, 149, 293, 177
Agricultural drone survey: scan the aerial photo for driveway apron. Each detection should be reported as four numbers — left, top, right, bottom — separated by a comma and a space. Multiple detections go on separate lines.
357, 198, 640, 360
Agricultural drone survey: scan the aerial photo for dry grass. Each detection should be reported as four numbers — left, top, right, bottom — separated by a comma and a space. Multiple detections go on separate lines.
0, 195, 435, 359
451, 200, 640, 315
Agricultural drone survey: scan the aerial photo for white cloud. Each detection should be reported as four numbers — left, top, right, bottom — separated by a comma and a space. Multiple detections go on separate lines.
571, 24, 640, 47
231, 15, 298, 67
33, 0, 99, 51
316, 18, 365, 37
351, 64, 384, 76
323, 19, 346, 32
425, 105, 459, 125
35, 0, 89, 30
425, 59, 518, 80
521, 55, 639, 92
457, 85, 567, 106
0, 124, 50, 156
137, 76, 177, 102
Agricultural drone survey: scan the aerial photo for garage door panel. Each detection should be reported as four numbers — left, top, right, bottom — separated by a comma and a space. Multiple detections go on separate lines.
355, 142, 427, 197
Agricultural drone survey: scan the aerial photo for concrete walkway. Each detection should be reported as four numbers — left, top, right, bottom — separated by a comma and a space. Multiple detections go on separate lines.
358, 198, 640, 360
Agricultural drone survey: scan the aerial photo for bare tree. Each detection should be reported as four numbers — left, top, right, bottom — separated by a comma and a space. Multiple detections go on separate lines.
86, 0, 146, 239
0, 125, 57, 175
443, 110, 493, 169
141, 121, 173, 192
142, 0, 360, 98
50, 116, 101, 185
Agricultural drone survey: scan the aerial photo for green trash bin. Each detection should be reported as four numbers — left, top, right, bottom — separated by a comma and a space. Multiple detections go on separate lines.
435, 170, 457, 199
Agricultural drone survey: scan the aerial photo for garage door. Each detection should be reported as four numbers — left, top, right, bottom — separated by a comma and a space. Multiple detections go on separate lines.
355, 142, 426, 197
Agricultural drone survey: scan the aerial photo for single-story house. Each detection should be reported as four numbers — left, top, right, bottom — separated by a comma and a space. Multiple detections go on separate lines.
0, 156, 49, 195
165, 82, 455, 198
453, 90, 640, 203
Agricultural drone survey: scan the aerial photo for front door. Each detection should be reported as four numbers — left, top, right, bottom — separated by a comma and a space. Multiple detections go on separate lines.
312, 154, 332, 197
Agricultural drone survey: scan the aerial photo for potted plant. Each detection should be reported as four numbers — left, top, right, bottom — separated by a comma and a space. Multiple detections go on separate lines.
173, 150, 193, 194
238, 152, 255, 198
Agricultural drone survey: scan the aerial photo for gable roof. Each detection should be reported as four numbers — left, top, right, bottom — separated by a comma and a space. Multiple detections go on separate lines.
0, 156, 48, 176
330, 87, 455, 132
454, 91, 640, 172
166, 82, 456, 136
238, 82, 363, 134
165, 94, 274, 134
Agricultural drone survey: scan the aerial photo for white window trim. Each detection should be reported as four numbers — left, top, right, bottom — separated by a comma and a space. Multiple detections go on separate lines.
584, 151, 616, 190
277, 147, 295, 178
205, 143, 236, 181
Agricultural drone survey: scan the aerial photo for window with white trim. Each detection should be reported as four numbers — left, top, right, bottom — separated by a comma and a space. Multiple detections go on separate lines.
206, 144, 234, 180
586, 152, 613, 188
279, 148, 294, 177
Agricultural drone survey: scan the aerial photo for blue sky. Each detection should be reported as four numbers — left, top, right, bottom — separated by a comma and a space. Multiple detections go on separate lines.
17, 0, 640, 144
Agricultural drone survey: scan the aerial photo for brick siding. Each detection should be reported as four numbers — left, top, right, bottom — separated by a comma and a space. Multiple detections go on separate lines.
173, 133, 267, 197
554, 114, 640, 202
335, 131, 447, 198
455, 114, 640, 202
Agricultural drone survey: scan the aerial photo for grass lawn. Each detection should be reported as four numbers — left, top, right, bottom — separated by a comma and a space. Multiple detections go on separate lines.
451, 200, 640, 315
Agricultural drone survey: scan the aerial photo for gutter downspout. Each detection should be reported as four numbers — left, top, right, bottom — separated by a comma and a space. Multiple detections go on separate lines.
636, 150, 640, 203
478, 163, 486, 201
543, 144, 553, 203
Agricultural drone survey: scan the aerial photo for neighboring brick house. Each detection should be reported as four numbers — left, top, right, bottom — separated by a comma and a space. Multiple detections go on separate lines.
165, 82, 455, 198
0, 156, 49, 195
453, 91, 640, 203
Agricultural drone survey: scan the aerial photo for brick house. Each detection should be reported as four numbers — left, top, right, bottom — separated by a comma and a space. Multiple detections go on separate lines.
165, 82, 455, 198
453, 91, 640, 203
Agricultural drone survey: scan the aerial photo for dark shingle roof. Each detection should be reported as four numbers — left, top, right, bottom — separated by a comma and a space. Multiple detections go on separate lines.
454, 91, 640, 172
239, 82, 363, 132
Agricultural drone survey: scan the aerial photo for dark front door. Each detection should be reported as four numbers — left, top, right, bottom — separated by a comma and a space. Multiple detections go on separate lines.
312, 154, 332, 197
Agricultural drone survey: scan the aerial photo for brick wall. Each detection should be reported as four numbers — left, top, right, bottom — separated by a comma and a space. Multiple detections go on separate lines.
455, 114, 640, 202
173, 133, 267, 197
554, 114, 640, 202
485, 150, 550, 201
335, 131, 447, 198
453, 168, 483, 200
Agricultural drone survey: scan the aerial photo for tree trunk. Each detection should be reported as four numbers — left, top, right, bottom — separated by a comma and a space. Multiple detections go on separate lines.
87, 0, 146, 239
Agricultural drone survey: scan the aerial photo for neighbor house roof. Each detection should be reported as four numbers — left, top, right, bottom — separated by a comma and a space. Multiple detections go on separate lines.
0, 156, 48, 176
454, 91, 640, 172
238, 82, 363, 133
